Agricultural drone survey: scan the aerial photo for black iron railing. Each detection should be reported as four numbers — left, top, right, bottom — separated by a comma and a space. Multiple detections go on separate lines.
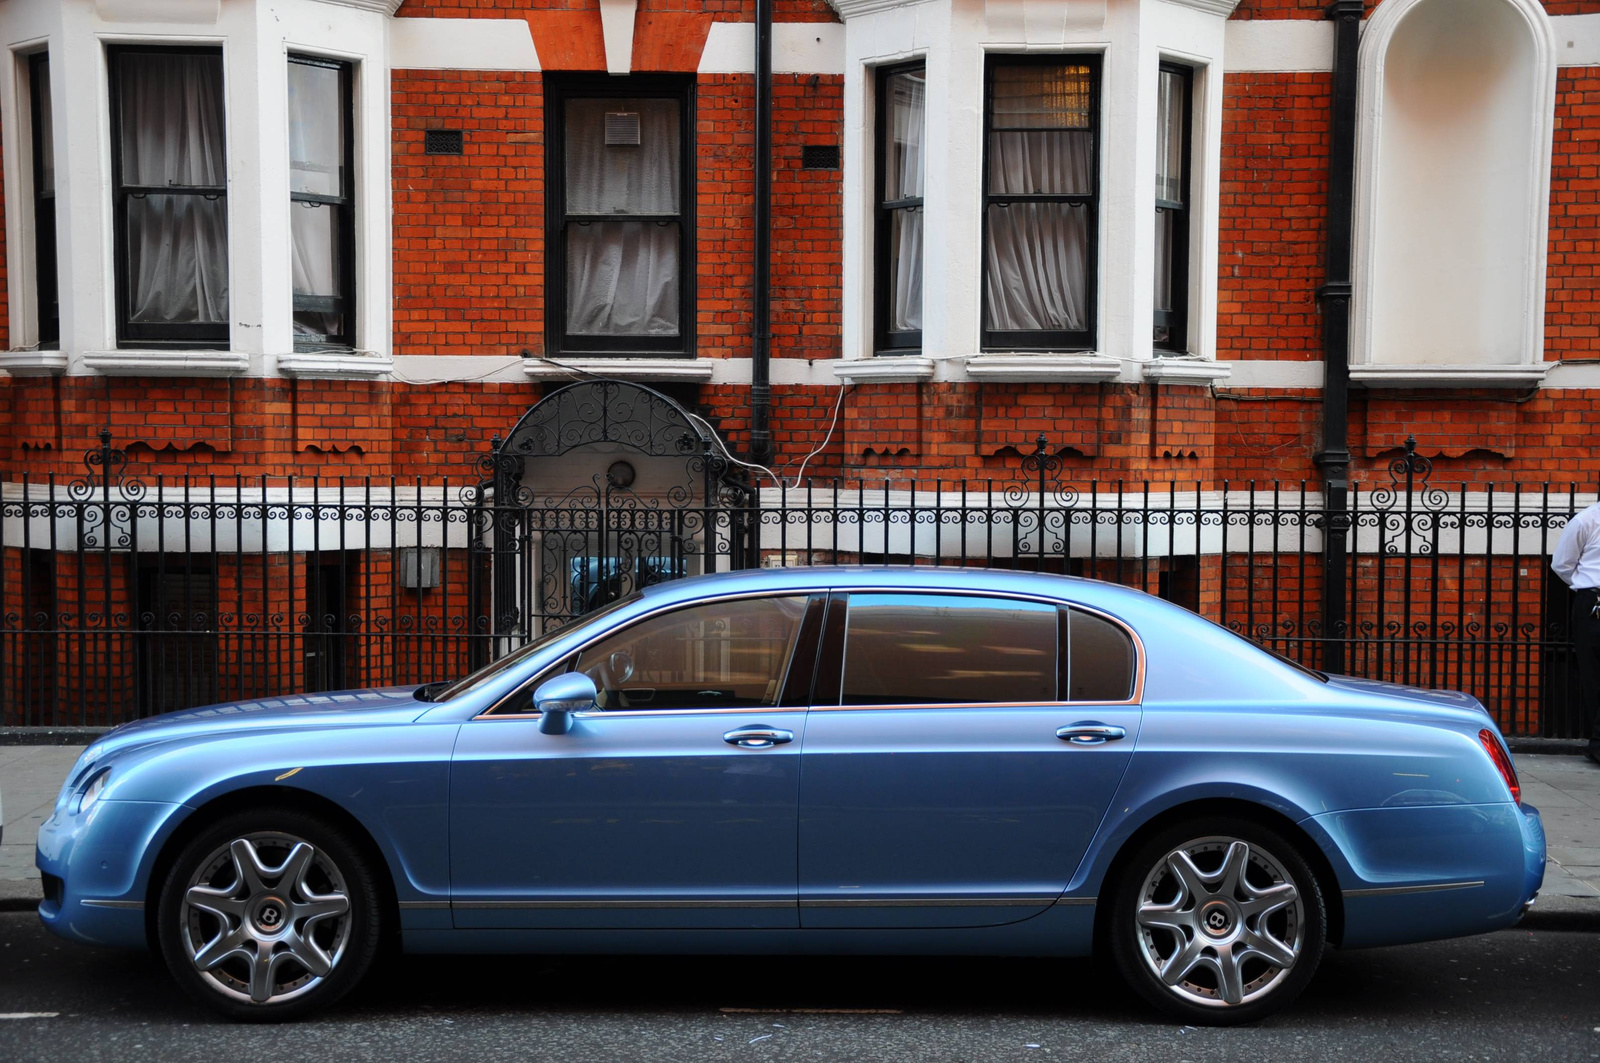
0, 432, 1591, 735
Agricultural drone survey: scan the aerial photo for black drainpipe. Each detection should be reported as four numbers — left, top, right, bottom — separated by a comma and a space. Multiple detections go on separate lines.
1315, 0, 1362, 675
749, 0, 775, 465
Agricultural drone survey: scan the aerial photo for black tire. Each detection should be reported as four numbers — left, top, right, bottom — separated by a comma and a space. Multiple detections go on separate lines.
1107, 816, 1326, 1026
156, 807, 383, 1021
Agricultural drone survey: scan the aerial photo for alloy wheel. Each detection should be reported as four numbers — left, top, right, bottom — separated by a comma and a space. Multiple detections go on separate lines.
1133, 835, 1305, 1008
179, 832, 353, 1005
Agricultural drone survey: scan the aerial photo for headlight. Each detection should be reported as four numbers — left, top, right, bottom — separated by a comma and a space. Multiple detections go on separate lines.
76, 770, 110, 815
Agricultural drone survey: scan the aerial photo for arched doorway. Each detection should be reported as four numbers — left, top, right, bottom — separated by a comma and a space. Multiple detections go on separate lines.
470, 380, 752, 659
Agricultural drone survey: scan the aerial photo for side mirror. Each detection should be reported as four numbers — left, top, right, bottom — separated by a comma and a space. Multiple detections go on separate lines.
533, 672, 597, 735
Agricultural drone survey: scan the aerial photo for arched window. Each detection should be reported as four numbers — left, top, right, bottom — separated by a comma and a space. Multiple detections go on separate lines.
1351, 0, 1556, 386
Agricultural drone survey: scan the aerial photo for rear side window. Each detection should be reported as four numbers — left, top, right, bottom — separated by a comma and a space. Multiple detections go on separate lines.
1065, 607, 1136, 701
840, 593, 1058, 705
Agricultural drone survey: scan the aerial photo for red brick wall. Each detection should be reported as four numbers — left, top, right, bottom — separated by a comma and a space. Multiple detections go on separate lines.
1548, 66, 1600, 360
1218, 72, 1330, 363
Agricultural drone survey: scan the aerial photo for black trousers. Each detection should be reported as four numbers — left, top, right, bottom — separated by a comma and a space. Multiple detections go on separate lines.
1572, 588, 1600, 743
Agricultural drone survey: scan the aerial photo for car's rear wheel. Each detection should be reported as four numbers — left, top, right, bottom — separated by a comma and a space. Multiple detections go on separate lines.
156, 808, 382, 1021
1108, 817, 1326, 1025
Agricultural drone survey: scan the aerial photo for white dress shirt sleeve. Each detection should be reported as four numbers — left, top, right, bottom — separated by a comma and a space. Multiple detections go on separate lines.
1554, 506, 1596, 588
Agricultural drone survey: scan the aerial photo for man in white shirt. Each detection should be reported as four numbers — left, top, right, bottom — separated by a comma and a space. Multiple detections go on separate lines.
1552, 500, 1600, 764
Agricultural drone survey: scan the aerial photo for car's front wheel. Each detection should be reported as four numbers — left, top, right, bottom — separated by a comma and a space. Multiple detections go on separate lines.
156, 808, 382, 1020
1108, 817, 1326, 1025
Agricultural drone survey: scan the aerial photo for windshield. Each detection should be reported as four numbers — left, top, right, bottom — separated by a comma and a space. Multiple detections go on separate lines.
423, 593, 642, 702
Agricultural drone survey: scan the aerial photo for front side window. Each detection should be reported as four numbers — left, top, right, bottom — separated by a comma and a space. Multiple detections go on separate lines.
1154, 63, 1192, 352
109, 46, 229, 348
573, 596, 810, 710
28, 53, 57, 348
982, 56, 1100, 351
841, 594, 1058, 705
549, 80, 691, 355
289, 55, 355, 350
876, 63, 925, 352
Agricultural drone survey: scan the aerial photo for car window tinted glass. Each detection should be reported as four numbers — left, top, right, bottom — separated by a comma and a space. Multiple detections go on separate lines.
574, 596, 809, 710
1067, 608, 1135, 701
841, 594, 1057, 705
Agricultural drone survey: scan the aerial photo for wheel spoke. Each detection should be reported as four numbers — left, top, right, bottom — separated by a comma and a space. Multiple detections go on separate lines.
1159, 934, 1206, 986
1242, 926, 1298, 970
284, 929, 333, 978
185, 883, 246, 922
1137, 898, 1196, 936
294, 893, 349, 926
1167, 850, 1214, 900
247, 941, 280, 1004
229, 838, 272, 895
192, 924, 253, 972
1213, 942, 1246, 1005
1215, 841, 1251, 899
275, 842, 317, 896
1239, 880, 1298, 921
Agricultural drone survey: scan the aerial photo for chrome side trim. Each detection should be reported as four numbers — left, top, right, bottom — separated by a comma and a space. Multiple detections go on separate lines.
453, 899, 797, 910
80, 899, 144, 910
799, 896, 1056, 908
397, 900, 452, 911
1342, 880, 1485, 898
1053, 897, 1098, 906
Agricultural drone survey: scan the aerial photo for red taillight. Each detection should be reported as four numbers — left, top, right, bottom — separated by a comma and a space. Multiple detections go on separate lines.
1479, 728, 1521, 805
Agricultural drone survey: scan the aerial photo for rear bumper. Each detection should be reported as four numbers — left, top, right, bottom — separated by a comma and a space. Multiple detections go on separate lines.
1309, 801, 1544, 949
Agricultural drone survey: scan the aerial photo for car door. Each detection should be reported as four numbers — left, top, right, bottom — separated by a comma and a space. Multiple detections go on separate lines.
450, 592, 824, 929
797, 591, 1142, 928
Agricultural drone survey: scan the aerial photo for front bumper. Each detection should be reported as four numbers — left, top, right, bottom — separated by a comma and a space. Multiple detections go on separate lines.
36, 798, 188, 950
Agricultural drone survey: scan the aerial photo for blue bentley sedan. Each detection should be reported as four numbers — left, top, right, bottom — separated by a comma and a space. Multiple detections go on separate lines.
36, 567, 1544, 1024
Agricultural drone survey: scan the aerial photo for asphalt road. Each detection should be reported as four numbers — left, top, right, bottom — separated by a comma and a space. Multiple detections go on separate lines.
0, 913, 1597, 1062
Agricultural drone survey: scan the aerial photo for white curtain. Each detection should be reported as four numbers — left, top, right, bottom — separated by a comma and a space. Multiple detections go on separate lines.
291, 205, 340, 338
886, 71, 925, 333
118, 52, 228, 325
564, 98, 680, 336
984, 64, 1093, 333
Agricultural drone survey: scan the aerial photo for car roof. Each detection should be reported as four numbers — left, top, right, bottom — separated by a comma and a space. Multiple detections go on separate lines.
638, 565, 1150, 612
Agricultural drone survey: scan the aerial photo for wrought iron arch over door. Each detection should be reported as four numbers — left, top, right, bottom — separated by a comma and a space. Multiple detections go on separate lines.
468, 380, 754, 664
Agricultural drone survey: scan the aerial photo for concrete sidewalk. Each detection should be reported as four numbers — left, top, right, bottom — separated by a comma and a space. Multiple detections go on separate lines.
4, 746, 1599, 924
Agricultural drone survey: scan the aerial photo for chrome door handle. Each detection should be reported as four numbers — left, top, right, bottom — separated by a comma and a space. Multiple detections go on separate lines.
1056, 723, 1127, 745
723, 726, 795, 749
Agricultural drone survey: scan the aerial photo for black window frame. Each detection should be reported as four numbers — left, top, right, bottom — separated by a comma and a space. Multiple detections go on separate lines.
28, 52, 57, 349
288, 53, 356, 352
1154, 61, 1194, 354
107, 44, 229, 350
545, 74, 695, 358
981, 53, 1102, 353
874, 60, 925, 354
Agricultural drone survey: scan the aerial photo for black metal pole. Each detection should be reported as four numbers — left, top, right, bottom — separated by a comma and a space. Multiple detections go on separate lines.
750, 0, 774, 465
1315, 0, 1362, 674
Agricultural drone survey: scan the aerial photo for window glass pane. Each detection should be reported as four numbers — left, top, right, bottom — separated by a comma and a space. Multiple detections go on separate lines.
289, 61, 344, 199
574, 596, 810, 711
1068, 609, 1135, 701
1156, 69, 1186, 206
566, 220, 680, 336
841, 594, 1057, 705
34, 56, 53, 195
1154, 207, 1174, 314
117, 51, 226, 188
565, 97, 680, 215
983, 202, 1089, 332
990, 63, 1093, 129
125, 194, 229, 324
884, 69, 925, 201
888, 208, 923, 332
987, 130, 1093, 196
292, 202, 343, 340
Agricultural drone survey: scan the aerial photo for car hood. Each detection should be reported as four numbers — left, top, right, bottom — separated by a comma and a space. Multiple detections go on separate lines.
81, 687, 428, 764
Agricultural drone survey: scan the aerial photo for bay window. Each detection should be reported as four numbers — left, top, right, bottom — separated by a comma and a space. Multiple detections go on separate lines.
875, 63, 925, 352
982, 56, 1100, 352
1154, 63, 1191, 352
289, 55, 355, 350
548, 78, 692, 356
109, 46, 229, 349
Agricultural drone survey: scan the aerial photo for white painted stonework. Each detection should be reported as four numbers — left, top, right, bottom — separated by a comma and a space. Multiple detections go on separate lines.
389, 17, 540, 71
0, 0, 393, 378
835, 0, 1233, 381
1350, 0, 1556, 387
1223, 19, 1334, 72
698, 22, 847, 75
